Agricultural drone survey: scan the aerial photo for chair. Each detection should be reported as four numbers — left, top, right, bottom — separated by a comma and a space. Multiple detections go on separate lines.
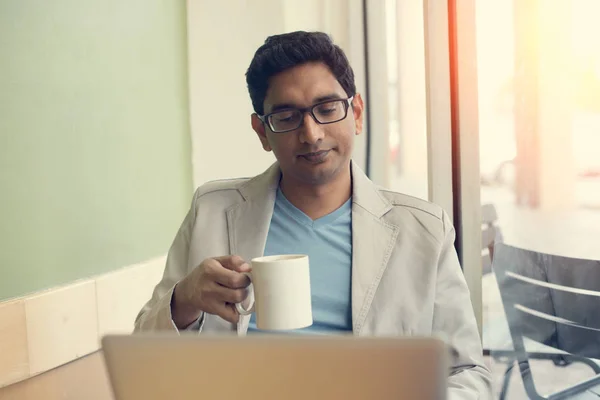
492, 243, 600, 399
481, 203, 502, 275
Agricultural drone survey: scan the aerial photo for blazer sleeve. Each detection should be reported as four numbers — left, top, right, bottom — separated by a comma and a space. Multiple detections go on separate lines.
133, 189, 205, 333
434, 211, 493, 400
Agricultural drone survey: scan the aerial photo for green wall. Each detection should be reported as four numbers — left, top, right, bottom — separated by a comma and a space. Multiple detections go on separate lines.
0, 1, 193, 300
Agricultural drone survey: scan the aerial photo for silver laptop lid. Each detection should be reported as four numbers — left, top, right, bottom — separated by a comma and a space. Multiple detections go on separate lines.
102, 334, 448, 400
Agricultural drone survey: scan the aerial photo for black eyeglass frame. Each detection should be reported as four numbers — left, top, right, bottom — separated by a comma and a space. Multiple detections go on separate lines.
257, 96, 355, 133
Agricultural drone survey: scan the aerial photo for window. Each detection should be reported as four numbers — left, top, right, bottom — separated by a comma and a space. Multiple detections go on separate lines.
366, 0, 452, 212
473, 1, 600, 398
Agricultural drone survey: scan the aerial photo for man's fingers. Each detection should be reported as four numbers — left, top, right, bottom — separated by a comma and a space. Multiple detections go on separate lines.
196, 256, 253, 324
212, 269, 250, 289
199, 299, 239, 324
217, 303, 240, 324
209, 282, 249, 304
214, 255, 251, 273
204, 259, 251, 288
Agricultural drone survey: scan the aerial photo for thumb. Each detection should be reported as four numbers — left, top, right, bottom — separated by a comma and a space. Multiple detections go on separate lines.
220, 303, 240, 324
215, 255, 251, 273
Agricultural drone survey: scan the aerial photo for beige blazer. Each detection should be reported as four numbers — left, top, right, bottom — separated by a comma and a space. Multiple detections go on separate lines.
134, 161, 492, 399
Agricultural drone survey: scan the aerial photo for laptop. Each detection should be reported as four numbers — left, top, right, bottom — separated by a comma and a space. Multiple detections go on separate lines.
102, 333, 449, 400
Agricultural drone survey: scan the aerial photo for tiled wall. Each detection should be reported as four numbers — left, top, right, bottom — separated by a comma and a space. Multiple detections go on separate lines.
0, 256, 166, 388
0, 351, 113, 400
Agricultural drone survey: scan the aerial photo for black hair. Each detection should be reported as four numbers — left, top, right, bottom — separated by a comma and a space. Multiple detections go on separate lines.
245, 31, 356, 115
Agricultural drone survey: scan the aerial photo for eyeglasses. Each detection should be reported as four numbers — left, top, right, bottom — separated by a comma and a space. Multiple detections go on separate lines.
257, 96, 354, 133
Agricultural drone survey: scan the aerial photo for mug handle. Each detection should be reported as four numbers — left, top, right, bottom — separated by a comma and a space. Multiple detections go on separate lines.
235, 272, 254, 316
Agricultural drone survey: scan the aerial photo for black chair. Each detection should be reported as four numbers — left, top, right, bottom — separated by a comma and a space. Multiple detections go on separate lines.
492, 243, 600, 399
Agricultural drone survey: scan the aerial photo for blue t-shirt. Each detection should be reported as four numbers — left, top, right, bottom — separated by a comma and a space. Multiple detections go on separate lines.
247, 188, 353, 334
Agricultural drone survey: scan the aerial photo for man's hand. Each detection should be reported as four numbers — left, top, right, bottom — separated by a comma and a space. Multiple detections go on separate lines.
171, 255, 251, 329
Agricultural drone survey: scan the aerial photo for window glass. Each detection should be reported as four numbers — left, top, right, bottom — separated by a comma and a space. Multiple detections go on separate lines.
477, 1, 600, 398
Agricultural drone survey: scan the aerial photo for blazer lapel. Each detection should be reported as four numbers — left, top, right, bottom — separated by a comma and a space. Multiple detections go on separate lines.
226, 162, 280, 335
226, 164, 280, 262
350, 161, 400, 334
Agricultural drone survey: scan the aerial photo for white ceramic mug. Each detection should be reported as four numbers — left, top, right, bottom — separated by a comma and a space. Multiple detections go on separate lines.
235, 254, 313, 330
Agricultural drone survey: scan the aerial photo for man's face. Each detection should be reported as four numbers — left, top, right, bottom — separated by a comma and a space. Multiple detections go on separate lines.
251, 62, 364, 186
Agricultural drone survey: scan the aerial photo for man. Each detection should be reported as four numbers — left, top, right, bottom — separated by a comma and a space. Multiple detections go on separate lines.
135, 31, 492, 398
